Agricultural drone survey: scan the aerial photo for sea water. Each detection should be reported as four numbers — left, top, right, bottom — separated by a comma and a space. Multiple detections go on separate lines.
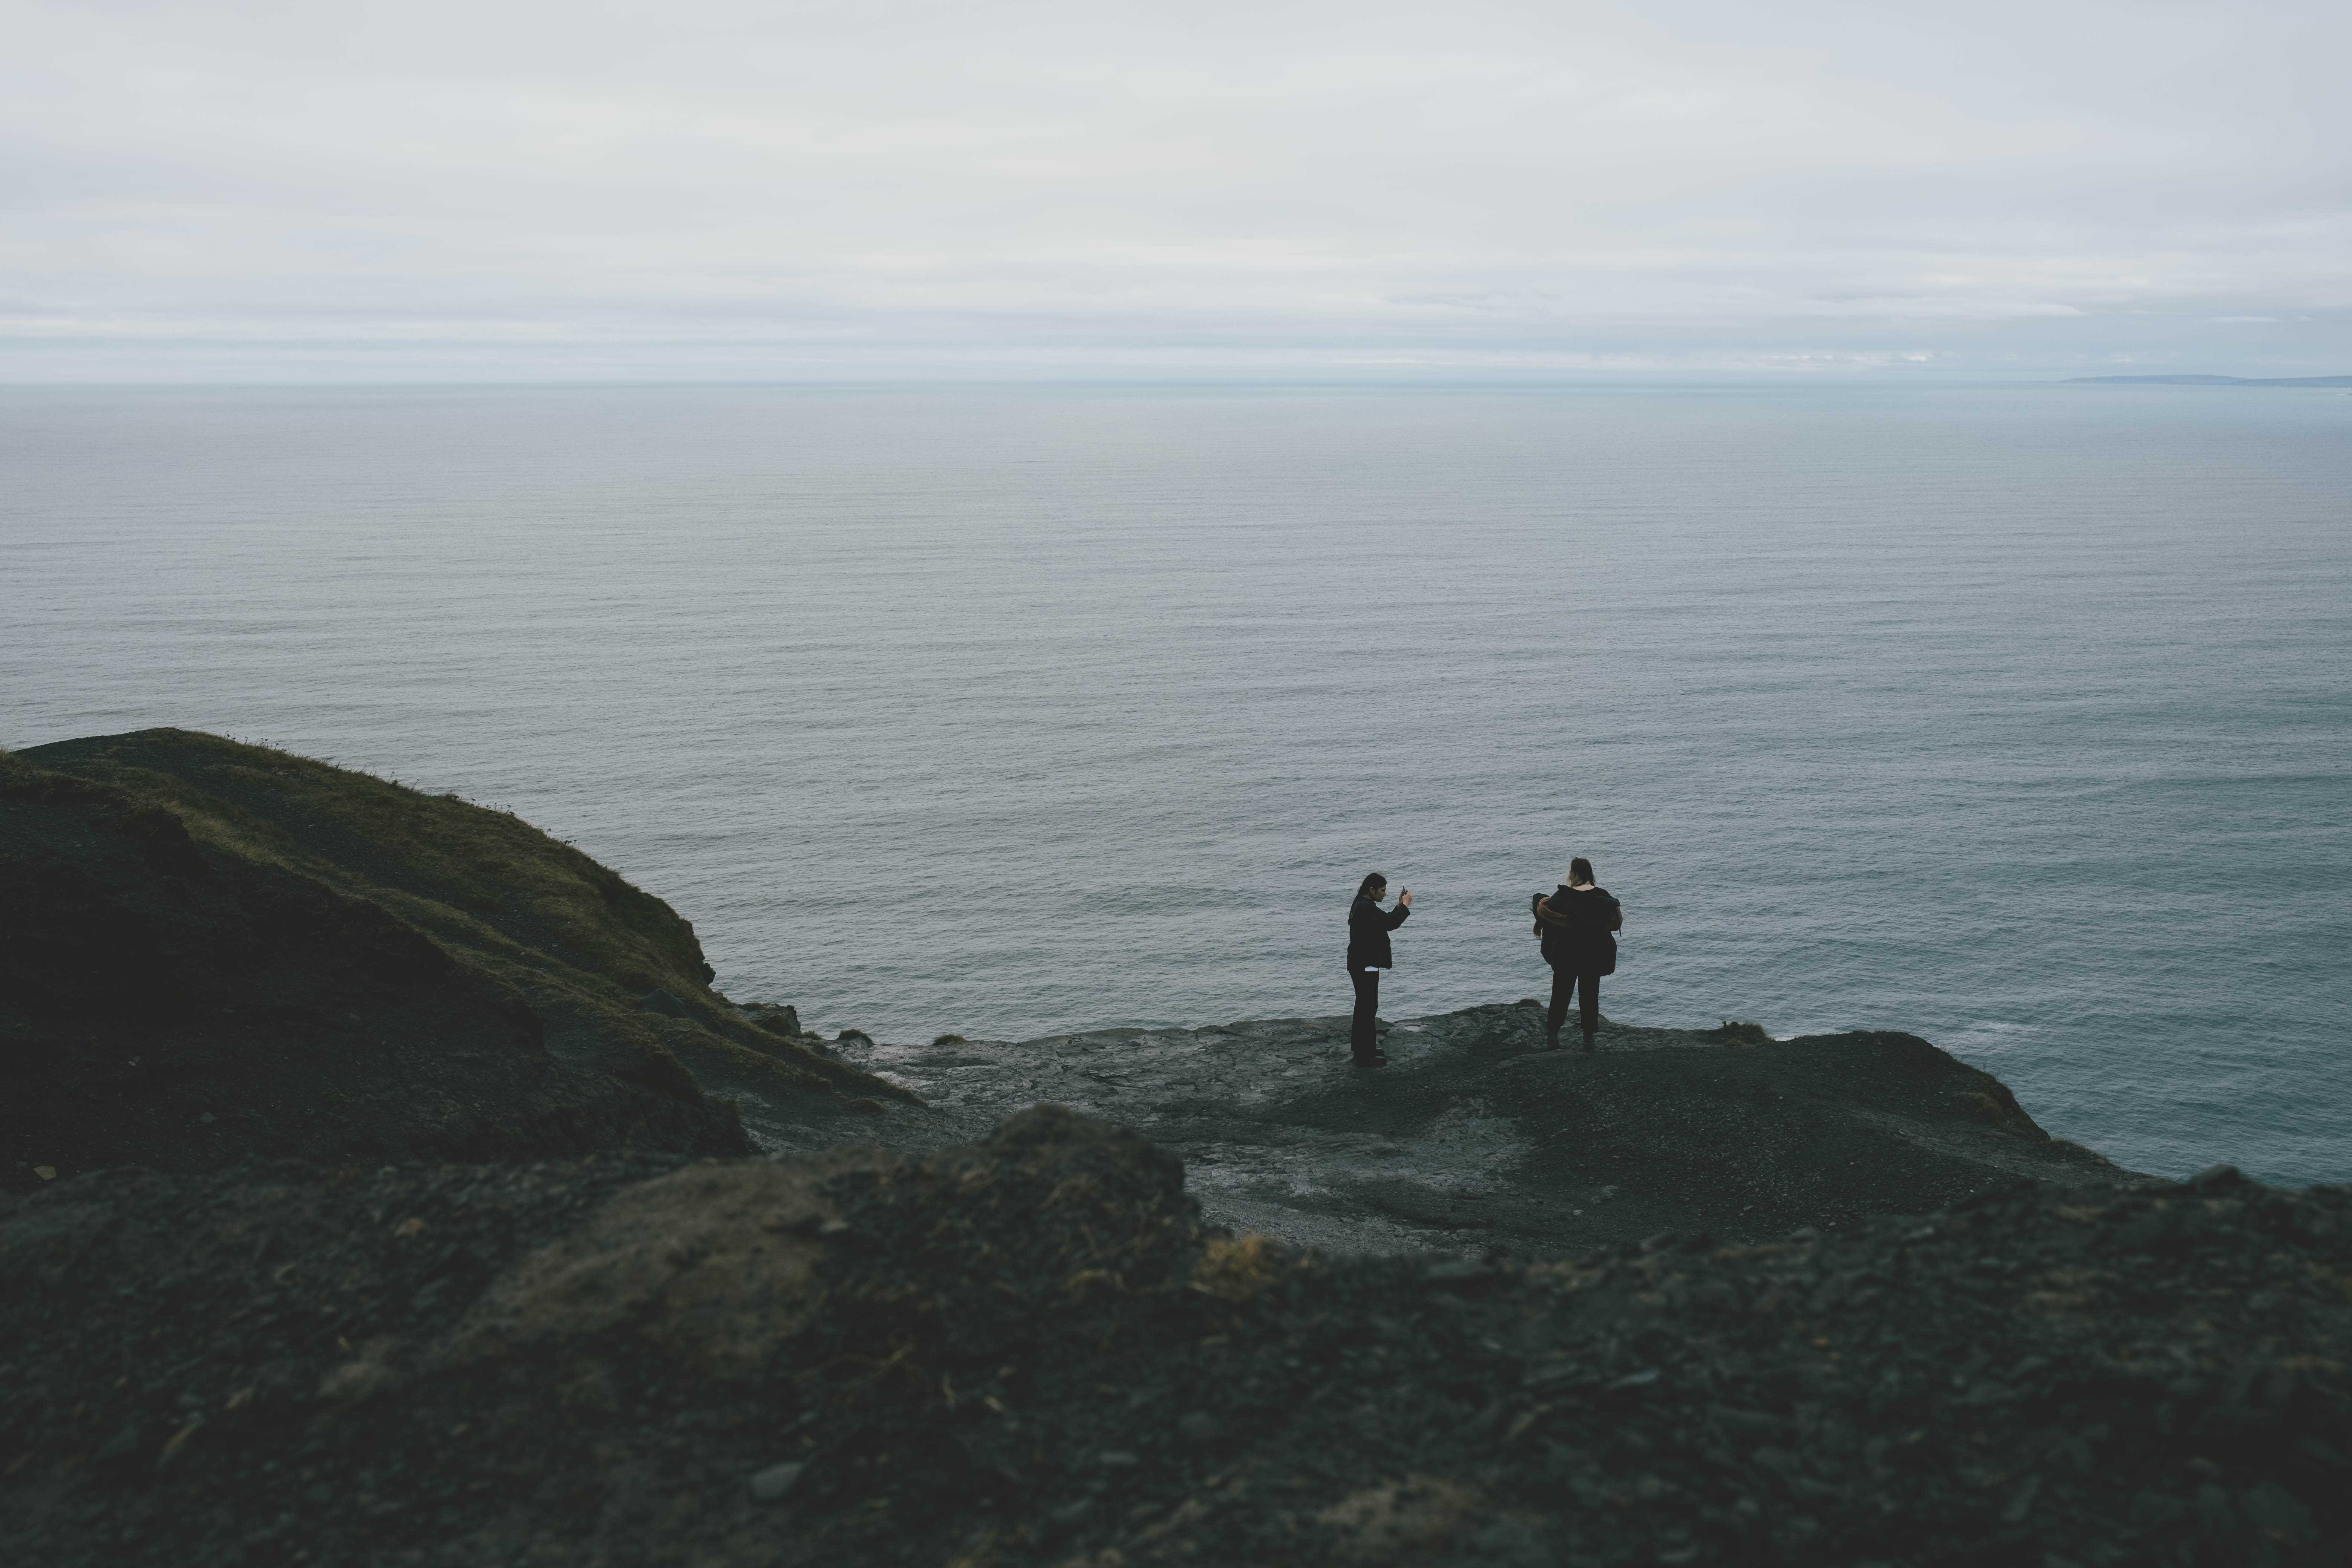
5, 381, 2347, 1185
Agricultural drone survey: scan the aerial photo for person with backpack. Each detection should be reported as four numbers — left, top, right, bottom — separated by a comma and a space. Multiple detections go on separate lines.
1532, 857, 1622, 1051
1346, 873, 1413, 1067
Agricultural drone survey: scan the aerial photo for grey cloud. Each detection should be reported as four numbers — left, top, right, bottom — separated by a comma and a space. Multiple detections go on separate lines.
2, 0, 2347, 378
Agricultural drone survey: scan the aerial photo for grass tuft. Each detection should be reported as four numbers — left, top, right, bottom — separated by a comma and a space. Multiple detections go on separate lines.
1190, 1234, 1284, 1302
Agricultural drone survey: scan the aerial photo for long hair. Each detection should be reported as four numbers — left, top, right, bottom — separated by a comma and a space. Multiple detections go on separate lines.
1356, 872, 1387, 900
1568, 857, 1595, 886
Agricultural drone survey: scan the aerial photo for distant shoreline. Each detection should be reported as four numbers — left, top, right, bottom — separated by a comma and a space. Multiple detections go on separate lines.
2064, 373, 2352, 386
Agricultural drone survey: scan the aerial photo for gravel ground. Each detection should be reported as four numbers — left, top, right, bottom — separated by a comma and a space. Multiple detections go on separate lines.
4, 1108, 2343, 1566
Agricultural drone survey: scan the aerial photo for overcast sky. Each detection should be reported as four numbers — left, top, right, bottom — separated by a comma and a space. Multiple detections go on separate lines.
3, 0, 2346, 379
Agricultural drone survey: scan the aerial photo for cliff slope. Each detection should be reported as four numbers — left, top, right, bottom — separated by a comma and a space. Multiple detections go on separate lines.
4, 731, 913, 1191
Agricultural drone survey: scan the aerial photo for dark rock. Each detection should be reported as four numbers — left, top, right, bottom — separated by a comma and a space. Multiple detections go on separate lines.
89, 1421, 149, 1470
747, 1461, 805, 1503
638, 989, 691, 1019
743, 1003, 802, 1036
1176, 1412, 1225, 1444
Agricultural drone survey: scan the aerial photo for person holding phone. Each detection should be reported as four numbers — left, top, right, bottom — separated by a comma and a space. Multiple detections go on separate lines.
1532, 857, 1622, 1051
1346, 873, 1413, 1067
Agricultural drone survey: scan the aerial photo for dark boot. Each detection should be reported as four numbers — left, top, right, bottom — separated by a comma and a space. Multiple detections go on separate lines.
1581, 1030, 1597, 1052
1543, 1026, 1560, 1051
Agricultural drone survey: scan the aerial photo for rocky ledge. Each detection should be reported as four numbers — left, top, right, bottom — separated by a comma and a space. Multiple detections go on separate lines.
836, 1007, 2132, 1256
2, 1107, 2343, 1566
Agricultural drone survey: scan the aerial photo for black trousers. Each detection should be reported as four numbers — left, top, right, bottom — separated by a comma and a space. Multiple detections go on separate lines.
1547, 967, 1600, 1039
1349, 966, 1383, 1061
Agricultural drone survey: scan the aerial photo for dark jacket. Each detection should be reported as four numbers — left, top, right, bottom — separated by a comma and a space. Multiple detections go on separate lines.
1533, 885, 1620, 975
1348, 896, 1410, 969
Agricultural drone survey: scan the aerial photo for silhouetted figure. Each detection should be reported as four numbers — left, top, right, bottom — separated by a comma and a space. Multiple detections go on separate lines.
1346, 873, 1412, 1066
1533, 857, 1621, 1051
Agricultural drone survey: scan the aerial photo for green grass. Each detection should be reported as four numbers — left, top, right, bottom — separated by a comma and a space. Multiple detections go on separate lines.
17, 729, 910, 1117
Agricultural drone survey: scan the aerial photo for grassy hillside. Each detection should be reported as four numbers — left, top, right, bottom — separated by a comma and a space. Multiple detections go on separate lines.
6, 730, 910, 1191
24, 729, 719, 998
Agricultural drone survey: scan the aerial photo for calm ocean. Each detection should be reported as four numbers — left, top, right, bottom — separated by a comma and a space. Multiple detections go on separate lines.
5, 381, 2347, 1184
